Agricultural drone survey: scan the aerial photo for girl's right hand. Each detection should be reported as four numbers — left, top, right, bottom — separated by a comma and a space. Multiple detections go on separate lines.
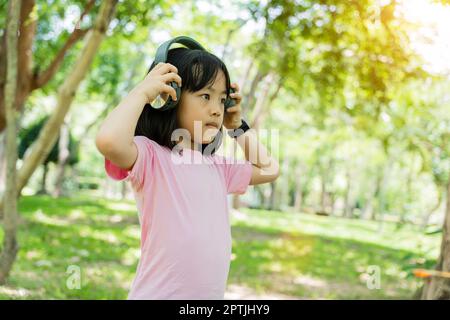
133, 62, 182, 105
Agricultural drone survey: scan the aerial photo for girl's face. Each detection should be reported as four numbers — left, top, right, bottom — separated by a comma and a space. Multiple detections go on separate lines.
176, 70, 227, 148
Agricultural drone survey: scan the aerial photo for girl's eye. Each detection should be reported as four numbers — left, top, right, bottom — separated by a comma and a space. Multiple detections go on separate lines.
201, 94, 226, 104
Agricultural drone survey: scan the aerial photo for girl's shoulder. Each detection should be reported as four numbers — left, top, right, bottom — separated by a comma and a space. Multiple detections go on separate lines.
134, 135, 171, 155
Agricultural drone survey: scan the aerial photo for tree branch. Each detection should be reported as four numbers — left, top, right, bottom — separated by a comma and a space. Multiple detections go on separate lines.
31, 0, 96, 90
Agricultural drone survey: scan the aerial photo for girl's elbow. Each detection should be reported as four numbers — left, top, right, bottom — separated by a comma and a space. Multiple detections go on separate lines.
95, 133, 117, 156
271, 160, 281, 180
274, 169, 280, 181
264, 160, 280, 183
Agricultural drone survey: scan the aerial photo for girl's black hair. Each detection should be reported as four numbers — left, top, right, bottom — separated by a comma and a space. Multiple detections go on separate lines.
134, 47, 232, 156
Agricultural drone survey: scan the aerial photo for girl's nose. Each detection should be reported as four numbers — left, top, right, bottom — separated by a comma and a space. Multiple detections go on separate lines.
210, 104, 222, 117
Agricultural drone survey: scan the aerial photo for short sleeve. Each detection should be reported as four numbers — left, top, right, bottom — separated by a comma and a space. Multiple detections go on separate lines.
215, 156, 253, 195
104, 136, 154, 191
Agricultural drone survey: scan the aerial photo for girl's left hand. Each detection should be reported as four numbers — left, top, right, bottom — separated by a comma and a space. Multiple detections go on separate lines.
223, 82, 243, 129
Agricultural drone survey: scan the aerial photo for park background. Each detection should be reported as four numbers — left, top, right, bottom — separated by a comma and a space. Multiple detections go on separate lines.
0, 0, 449, 299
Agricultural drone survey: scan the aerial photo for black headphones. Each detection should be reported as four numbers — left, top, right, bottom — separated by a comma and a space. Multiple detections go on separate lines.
148, 35, 237, 112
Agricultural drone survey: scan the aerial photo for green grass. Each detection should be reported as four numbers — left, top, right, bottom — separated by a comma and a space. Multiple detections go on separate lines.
0, 194, 440, 299
230, 209, 440, 299
0, 195, 140, 299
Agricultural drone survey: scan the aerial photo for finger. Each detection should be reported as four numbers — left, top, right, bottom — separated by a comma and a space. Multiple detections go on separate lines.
162, 72, 182, 87
160, 62, 178, 74
231, 82, 239, 91
160, 92, 168, 100
226, 106, 240, 112
151, 62, 166, 73
163, 84, 178, 101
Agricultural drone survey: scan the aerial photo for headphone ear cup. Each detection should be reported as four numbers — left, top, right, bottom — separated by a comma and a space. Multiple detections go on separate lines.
224, 98, 235, 109
171, 81, 181, 103
163, 81, 181, 110
225, 87, 236, 110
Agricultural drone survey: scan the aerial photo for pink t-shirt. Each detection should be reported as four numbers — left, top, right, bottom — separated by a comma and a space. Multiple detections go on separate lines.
104, 135, 253, 299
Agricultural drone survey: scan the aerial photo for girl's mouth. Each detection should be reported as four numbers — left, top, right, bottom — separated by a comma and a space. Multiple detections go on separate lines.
205, 122, 219, 129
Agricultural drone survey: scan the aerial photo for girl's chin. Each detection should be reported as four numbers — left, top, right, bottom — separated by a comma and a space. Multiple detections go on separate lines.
202, 133, 220, 143
202, 128, 220, 142
201, 137, 214, 144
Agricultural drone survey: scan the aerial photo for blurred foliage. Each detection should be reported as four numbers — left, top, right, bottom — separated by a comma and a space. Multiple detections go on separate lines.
18, 115, 79, 166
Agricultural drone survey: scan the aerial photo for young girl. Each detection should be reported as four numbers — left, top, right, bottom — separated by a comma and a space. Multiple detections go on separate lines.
95, 45, 280, 299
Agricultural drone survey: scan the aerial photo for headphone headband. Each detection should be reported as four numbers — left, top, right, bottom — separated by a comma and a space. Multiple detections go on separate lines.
148, 36, 207, 111
153, 36, 206, 65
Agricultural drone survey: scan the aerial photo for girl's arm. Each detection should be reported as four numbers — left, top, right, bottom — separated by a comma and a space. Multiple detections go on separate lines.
95, 62, 182, 169
235, 127, 280, 185
95, 88, 148, 169
224, 83, 280, 185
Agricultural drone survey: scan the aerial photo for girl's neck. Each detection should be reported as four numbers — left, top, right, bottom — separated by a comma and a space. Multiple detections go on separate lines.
177, 139, 201, 152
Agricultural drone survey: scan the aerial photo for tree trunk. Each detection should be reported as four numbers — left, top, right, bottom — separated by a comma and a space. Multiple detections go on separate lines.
268, 181, 277, 210
377, 162, 392, 232
242, 68, 266, 120
421, 178, 450, 300
51, 120, 70, 198
362, 197, 374, 220
254, 185, 266, 209
0, 0, 21, 284
330, 193, 337, 216
249, 73, 273, 127
279, 157, 290, 211
293, 166, 303, 213
0, 0, 118, 219
0, 0, 94, 133
344, 166, 352, 218
398, 156, 415, 226
239, 59, 253, 99
121, 181, 129, 200
36, 163, 48, 195
0, 0, 37, 133
250, 75, 282, 129
320, 174, 327, 213
0, 131, 5, 197
371, 169, 383, 221
220, 19, 247, 62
